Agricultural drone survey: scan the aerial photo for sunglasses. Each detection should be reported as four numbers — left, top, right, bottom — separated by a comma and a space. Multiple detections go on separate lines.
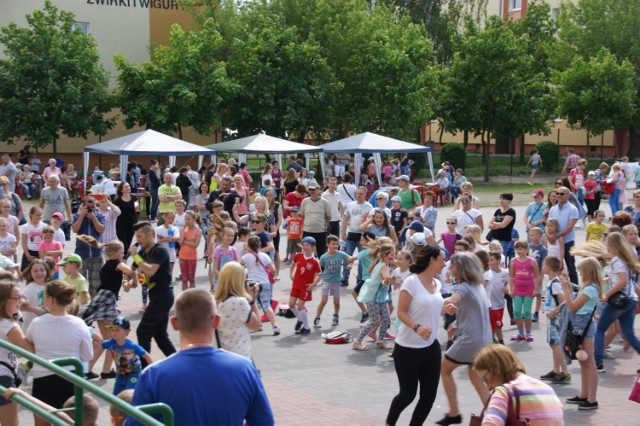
446, 221, 456, 225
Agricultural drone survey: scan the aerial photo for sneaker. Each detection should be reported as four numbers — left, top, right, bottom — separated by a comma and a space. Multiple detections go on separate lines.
313, 318, 321, 328
332, 315, 339, 326
540, 370, 558, 381
360, 312, 369, 323
341, 279, 349, 287
286, 259, 292, 265
575, 222, 582, 229
296, 328, 311, 335
578, 401, 599, 411
525, 334, 534, 342
596, 363, 605, 373
175, 275, 182, 281
273, 326, 281, 336
294, 321, 303, 331
566, 395, 588, 405
532, 312, 539, 323
510, 319, 516, 326
367, 328, 378, 341
100, 370, 116, 379
84, 371, 99, 380
602, 349, 615, 360
551, 372, 571, 384
384, 332, 396, 340
510, 334, 525, 341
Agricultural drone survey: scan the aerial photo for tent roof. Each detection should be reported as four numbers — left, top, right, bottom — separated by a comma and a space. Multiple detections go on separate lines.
204, 134, 322, 154
84, 130, 215, 156
320, 132, 432, 154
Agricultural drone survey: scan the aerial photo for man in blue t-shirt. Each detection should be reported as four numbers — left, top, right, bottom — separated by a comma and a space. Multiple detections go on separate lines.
127, 289, 274, 426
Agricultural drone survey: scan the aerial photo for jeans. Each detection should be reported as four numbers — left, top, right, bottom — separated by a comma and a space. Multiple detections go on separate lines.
594, 299, 640, 364
150, 189, 159, 220
563, 240, 578, 285
342, 238, 362, 283
137, 291, 177, 368
386, 341, 441, 425
609, 188, 620, 216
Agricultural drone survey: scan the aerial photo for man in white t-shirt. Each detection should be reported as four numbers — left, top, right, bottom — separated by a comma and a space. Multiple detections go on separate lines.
322, 177, 344, 238
340, 186, 372, 286
336, 172, 357, 209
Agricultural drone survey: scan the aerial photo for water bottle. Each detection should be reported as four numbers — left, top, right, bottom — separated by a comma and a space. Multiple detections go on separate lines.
168, 228, 175, 248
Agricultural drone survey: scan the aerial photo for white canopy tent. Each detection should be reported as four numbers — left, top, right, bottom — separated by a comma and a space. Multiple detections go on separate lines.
83, 129, 215, 192
319, 132, 435, 185
204, 133, 322, 170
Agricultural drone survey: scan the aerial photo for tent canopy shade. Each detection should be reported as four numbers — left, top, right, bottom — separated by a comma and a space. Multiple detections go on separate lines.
84, 129, 216, 156
204, 134, 322, 154
319, 132, 432, 154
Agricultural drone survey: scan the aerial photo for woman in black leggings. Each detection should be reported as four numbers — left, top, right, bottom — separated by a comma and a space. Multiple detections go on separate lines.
386, 244, 446, 425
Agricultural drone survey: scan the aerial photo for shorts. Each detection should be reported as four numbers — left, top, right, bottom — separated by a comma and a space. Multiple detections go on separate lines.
546, 315, 560, 346
321, 281, 341, 298
0, 375, 15, 406
354, 281, 365, 294
257, 283, 273, 310
114, 374, 140, 395
33, 374, 74, 409
290, 283, 312, 301
489, 308, 504, 330
531, 164, 538, 170
570, 312, 596, 340
287, 238, 301, 255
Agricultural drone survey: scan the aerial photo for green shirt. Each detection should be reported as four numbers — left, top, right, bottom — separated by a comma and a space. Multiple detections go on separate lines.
65, 273, 88, 297
158, 184, 181, 213
398, 188, 420, 210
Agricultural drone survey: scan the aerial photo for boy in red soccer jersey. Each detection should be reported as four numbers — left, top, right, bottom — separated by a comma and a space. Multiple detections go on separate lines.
289, 236, 322, 335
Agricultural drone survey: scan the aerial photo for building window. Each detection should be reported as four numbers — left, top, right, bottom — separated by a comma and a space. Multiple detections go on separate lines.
71, 22, 89, 34
508, 0, 521, 11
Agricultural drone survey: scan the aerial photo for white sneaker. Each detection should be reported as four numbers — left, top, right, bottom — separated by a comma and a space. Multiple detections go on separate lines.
575, 222, 582, 229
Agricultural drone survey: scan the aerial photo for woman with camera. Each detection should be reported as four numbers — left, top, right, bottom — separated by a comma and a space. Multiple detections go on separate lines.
214, 262, 261, 359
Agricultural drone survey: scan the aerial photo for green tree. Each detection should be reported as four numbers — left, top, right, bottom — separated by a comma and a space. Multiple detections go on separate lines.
115, 19, 233, 139
555, 0, 640, 158
556, 48, 635, 159
0, 1, 114, 154
440, 16, 547, 181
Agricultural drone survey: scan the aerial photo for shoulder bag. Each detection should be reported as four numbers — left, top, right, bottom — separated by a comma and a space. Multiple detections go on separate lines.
563, 306, 597, 360
470, 383, 530, 426
253, 253, 275, 285
608, 269, 635, 308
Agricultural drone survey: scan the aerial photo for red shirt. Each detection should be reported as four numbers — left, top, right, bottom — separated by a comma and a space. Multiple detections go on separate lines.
584, 180, 597, 200
284, 192, 304, 218
292, 253, 321, 287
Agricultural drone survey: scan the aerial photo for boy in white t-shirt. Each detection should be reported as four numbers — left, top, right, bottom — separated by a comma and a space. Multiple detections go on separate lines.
539, 255, 571, 385
487, 252, 509, 344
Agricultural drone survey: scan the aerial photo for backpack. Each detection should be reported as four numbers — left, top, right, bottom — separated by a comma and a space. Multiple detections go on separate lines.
321, 331, 352, 344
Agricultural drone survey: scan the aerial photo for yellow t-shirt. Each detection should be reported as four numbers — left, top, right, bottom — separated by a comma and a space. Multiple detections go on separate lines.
65, 273, 88, 297
586, 222, 607, 241
158, 184, 181, 213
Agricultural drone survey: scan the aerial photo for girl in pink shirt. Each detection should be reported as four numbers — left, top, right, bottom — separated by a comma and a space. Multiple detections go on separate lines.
509, 240, 540, 342
38, 225, 63, 279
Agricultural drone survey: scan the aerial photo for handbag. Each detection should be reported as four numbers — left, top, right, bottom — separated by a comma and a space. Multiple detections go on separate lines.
608, 270, 634, 308
630, 374, 640, 404
253, 253, 275, 285
470, 384, 530, 426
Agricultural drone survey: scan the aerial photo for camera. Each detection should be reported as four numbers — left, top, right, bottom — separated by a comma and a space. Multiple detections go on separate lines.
86, 207, 93, 213
247, 280, 262, 294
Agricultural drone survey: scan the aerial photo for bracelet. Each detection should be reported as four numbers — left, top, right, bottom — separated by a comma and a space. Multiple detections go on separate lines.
133, 254, 144, 265
413, 323, 421, 332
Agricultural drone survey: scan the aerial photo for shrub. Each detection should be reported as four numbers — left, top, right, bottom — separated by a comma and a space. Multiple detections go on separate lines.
535, 141, 559, 172
439, 142, 466, 171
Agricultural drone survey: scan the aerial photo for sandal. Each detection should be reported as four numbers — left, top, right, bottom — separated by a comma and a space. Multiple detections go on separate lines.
352, 341, 369, 351
376, 342, 392, 350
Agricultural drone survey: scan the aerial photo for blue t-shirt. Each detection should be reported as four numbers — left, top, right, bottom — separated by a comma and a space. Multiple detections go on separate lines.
102, 338, 147, 378
529, 243, 548, 270
356, 249, 373, 281
127, 347, 273, 426
319, 251, 349, 283
577, 284, 599, 315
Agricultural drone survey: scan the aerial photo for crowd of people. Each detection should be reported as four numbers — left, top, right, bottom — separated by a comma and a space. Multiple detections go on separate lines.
0, 146, 640, 425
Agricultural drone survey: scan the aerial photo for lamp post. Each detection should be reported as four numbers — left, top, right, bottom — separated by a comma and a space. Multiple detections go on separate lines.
554, 118, 563, 172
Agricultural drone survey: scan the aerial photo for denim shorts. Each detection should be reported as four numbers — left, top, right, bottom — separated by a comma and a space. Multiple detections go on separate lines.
570, 312, 596, 340
547, 315, 560, 346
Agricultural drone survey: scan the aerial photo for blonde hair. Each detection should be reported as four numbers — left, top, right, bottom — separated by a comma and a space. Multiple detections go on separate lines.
474, 344, 526, 384
252, 195, 269, 214
105, 240, 124, 257
607, 232, 640, 274
369, 237, 394, 260
214, 262, 250, 303
546, 218, 559, 231
577, 257, 604, 298
488, 241, 502, 253
463, 224, 483, 244
570, 240, 607, 267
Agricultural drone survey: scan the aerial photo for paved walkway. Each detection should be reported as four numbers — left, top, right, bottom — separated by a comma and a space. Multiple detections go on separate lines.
17, 201, 640, 425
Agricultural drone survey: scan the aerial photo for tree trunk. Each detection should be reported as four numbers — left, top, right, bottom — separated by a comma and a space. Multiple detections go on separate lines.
519, 133, 526, 164
439, 125, 445, 144
463, 130, 468, 148
585, 130, 590, 160
628, 127, 637, 160
52, 139, 58, 157
484, 129, 491, 182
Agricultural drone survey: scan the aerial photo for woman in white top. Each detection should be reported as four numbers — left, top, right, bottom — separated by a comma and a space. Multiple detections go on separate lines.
214, 262, 260, 359
0, 280, 35, 426
26, 280, 92, 426
386, 244, 445, 426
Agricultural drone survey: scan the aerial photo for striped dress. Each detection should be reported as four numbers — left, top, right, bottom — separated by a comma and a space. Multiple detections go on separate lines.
483, 374, 564, 425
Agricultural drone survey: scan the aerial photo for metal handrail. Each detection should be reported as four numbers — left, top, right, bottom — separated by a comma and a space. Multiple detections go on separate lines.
0, 339, 173, 425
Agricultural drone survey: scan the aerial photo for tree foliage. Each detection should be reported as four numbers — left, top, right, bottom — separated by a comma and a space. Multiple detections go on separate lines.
439, 16, 547, 181
0, 0, 114, 153
115, 19, 233, 139
555, 48, 636, 157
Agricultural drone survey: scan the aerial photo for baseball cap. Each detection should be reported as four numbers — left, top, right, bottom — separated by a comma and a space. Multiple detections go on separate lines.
588, 171, 596, 176
409, 221, 424, 232
291, 206, 300, 212
109, 317, 131, 330
531, 189, 544, 198
57, 253, 83, 266
51, 212, 64, 221
410, 232, 426, 246
391, 196, 402, 203
397, 175, 411, 183
309, 170, 315, 175
307, 181, 319, 190
301, 236, 316, 245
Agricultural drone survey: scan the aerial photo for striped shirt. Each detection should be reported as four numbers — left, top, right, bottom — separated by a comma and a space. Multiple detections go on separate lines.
483, 375, 564, 425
